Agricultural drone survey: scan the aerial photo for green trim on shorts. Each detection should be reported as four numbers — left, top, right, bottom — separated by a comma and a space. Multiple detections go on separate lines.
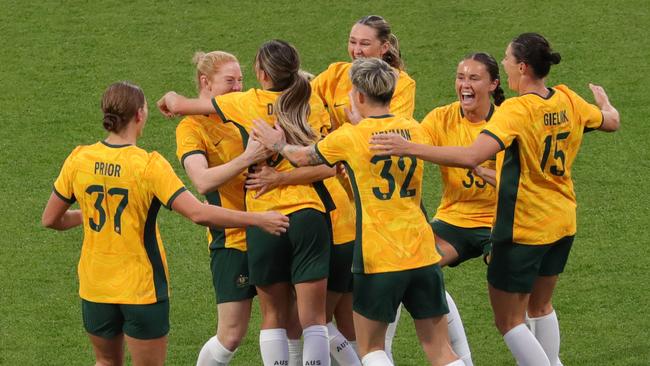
328, 241, 354, 293
430, 219, 491, 267
353, 264, 448, 323
247, 209, 330, 286
487, 236, 574, 293
210, 247, 256, 304
82, 299, 169, 340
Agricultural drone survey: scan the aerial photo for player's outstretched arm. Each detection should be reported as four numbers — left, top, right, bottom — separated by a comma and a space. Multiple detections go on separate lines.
589, 83, 620, 132
42, 192, 82, 231
185, 139, 273, 195
246, 164, 335, 198
171, 190, 289, 236
251, 119, 325, 167
157, 92, 214, 118
370, 132, 502, 169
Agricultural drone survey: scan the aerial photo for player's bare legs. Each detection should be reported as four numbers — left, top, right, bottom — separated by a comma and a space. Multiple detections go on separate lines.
527, 275, 561, 365
413, 315, 458, 366
88, 333, 124, 366
125, 335, 167, 366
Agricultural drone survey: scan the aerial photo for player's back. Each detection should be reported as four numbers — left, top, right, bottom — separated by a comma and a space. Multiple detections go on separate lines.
316, 115, 440, 274
55, 141, 185, 304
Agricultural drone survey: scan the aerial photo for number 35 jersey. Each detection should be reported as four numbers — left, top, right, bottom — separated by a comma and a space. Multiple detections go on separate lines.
315, 115, 441, 274
53, 141, 186, 305
421, 101, 497, 229
481, 85, 603, 246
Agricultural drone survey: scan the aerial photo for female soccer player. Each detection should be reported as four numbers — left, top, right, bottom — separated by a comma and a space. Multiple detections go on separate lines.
41, 81, 289, 366
370, 33, 620, 366
252, 57, 462, 366
312, 14, 415, 127
419, 52, 504, 365
311, 15, 416, 361
158, 40, 333, 366
174, 50, 266, 366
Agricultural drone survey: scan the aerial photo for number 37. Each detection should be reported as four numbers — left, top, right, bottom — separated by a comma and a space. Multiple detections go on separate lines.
85, 185, 129, 234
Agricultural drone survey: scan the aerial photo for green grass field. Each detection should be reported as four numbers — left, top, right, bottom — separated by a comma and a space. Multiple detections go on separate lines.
1, 1, 648, 365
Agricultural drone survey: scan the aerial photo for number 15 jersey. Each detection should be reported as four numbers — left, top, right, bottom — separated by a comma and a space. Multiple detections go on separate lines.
315, 115, 441, 274
53, 141, 186, 305
482, 85, 603, 246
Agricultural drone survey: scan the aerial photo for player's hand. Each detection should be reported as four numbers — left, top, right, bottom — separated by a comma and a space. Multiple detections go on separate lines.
246, 165, 281, 198
242, 138, 274, 165
251, 119, 286, 153
157, 92, 178, 118
589, 83, 611, 109
256, 211, 289, 236
369, 133, 412, 156
345, 90, 363, 124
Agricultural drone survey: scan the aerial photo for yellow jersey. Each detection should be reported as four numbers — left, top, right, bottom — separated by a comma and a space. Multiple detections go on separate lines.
311, 62, 416, 129
176, 114, 247, 252
482, 85, 604, 245
212, 88, 330, 215
315, 115, 440, 274
421, 101, 497, 228
53, 141, 186, 304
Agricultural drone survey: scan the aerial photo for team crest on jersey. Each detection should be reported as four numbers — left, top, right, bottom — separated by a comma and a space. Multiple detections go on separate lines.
236, 274, 249, 288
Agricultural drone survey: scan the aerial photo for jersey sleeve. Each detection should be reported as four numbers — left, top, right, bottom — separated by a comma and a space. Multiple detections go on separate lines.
52, 146, 81, 204
391, 72, 416, 118
175, 119, 208, 167
212, 92, 241, 123
557, 85, 603, 131
314, 125, 355, 166
145, 152, 187, 210
481, 100, 522, 150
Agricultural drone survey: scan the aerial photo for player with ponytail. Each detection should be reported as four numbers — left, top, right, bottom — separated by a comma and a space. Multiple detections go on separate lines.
158, 39, 334, 366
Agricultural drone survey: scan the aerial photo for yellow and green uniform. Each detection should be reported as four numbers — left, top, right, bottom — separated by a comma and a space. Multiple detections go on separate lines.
315, 115, 441, 274
175, 114, 247, 251
53, 141, 186, 304
311, 62, 416, 129
482, 85, 604, 245
211, 88, 330, 215
421, 101, 497, 228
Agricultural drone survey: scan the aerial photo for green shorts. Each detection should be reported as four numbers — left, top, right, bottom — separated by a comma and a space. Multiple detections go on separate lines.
247, 208, 330, 286
81, 298, 169, 340
328, 241, 354, 293
487, 236, 574, 293
431, 219, 491, 267
210, 247, 256, 304
353, 264, 448, 323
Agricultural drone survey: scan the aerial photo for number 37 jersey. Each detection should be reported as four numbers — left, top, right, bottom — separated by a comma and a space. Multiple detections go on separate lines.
481, 85, 603, 246
53, 141, 186, 305
315, 115, 441, 274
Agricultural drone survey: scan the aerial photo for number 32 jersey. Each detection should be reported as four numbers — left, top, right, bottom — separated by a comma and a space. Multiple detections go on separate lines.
53, 141, 186, 304
482, 85, 603, 246
315, 115, 441, 274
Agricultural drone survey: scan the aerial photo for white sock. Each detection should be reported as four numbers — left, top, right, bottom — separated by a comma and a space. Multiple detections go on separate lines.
288, 338, 302, 366
349, 340, 359, 357
361, 350, 393, 366
327, 322, 361, 365
196, 335, 235, 366
445, 360, 466, 366
303, 325, 330, 366
260, 328, 289, 366
526, 311, 561, 366
445, 292, 473, 366
503, 324, 550, 366
384, 305, 401, 363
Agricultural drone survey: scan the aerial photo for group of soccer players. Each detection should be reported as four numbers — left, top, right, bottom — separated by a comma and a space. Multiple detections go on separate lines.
42, 14, 619, 366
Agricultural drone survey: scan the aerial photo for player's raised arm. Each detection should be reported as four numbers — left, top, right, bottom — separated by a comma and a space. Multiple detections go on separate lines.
157, 91, 214, 117
589, 83, 620, 132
